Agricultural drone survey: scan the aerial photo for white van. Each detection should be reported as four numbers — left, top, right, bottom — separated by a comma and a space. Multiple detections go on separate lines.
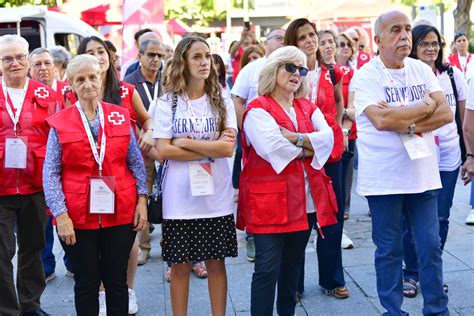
0, 5, 102, 54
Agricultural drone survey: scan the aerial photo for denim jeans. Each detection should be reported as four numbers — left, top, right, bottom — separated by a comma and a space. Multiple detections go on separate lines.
41, 216, 73, 275
367, 190, 449, 316
251, 230, 308, 316
341, 140, 355, 213
403, 168, 459, 282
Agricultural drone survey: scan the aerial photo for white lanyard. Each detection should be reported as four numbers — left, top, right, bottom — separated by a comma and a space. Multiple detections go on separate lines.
310, 68, 321, 104
184, 94, 208, 140
458, 53, 470, 74
2, 78, 29, 134
377, 56, 410, 106
75, 101, 107, 175
51, 79, 57, 92
142, 81, 159, 104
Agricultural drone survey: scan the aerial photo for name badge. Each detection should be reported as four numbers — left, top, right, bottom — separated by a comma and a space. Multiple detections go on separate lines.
4, 136, 28, 169
89, 176, 115, 214
188, 162, 215, 196
399, 134, 432, 160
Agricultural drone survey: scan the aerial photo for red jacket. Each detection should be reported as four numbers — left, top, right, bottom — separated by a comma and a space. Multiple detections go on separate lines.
236, 96, 338, 234
448, 53, 472, 74
316, 64, 344, 161
340, 65, 357, 140
46, 103, 137, 229
357, 51, 371, 69
52, 79, 69, 111
0, 79, 56, 196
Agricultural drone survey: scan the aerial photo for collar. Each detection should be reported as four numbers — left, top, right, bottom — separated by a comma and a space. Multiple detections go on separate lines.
138, 66, 160, 84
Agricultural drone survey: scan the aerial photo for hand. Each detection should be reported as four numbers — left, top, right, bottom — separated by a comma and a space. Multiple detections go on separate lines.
343, 134, 349, 151
139, 129, 156, 153
133, 197, 148, 231
171, 137, 188, 148
422, 90, 437, 115
461, 158, 474, 185
56, 212, 76, 245
280, 126, 297, 144
219, 130, 236, 143
375, 100, 390, 109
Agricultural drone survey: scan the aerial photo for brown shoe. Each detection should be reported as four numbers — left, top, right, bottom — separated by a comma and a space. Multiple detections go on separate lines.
323, 286, 349, 299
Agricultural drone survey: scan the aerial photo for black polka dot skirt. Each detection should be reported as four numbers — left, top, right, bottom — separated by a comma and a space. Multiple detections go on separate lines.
161, 214, 238, 264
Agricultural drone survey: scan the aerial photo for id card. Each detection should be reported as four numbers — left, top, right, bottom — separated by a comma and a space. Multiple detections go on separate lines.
89, 176, 115, 214
399, 134, 432, 160
188, 162, 215, 196
4, 136, 27, 169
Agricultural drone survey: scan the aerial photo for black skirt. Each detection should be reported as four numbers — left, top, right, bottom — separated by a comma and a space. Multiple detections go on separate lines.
161, 214, 238, 263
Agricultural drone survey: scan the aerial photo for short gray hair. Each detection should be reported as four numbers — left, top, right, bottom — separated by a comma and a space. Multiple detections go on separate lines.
0, 34, 29, 57
50, 46, 71, 69
29, 47, 53, 60
139, 39, 162, 54
258, 46, 309, 98
66, 54, 100, 82
374, 15, 384, 37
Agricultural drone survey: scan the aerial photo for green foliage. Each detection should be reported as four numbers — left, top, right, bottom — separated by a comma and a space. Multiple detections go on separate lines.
164, 0, 227, 27
0, 0, 56, 8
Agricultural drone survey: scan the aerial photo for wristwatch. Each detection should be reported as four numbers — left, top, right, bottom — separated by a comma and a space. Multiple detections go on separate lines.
343, 109, 349, 119
342, 128, 351, 136
296, 133, 304, 147
408, 123, 416, 137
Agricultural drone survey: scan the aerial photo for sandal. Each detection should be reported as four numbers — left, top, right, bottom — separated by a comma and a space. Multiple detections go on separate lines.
323, 286, 349, 299
165, 267, 171, 283
403, 279, 417, 298
192, 262, 208, 279
443, 283, 448, 294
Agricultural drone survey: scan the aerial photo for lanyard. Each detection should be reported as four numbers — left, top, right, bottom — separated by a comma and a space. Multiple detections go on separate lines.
142, 81, 159, 104
458, 53, 471, 74
51, 79, 57, 92
309, 68, 321, 104
2, 78, 29, 134
75, 101, 106, 175
377, 56, 410, 106
184, 94, 209, 140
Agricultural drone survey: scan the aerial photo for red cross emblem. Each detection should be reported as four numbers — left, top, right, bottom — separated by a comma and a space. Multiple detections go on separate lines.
108, 112, 125, 125
61, 85, 70, 96
341, 66, 350, 75
34, 87, 49, 99
120, 86, 129, 99
324, 70, 332, 83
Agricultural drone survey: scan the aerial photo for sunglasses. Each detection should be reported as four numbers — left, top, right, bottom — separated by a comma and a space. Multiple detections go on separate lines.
351, 37, 359, 42
283, 63, 308, 76
339, 42, 352, 49
145, 52, 164, 59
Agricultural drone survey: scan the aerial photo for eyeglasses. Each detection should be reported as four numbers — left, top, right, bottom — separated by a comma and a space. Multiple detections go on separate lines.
2, 54, 28, 65
339, 42, 352, 49
283, 63, 308, 76
145, 52, 164, 59
32, 60, 54, 69
418, 41, 440, 49
267, 35, 284, 42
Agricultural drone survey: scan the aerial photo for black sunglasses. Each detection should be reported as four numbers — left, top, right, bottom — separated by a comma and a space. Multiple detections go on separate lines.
339, 42, 352, 49
283, 63, 308, 76
145, 52, 165, 59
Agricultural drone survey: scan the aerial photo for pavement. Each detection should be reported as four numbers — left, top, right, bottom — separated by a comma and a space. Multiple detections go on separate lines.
36, 173, 474, 315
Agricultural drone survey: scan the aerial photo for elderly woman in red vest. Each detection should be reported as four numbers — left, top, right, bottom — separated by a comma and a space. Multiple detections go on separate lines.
236, 46, 337, 316
43, 54, 148, 316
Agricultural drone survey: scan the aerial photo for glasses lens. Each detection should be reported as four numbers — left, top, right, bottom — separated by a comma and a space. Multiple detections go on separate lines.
2, 56, 14, 64
298, 67, 309, 76
352, 38, 359, 42
284, 63, 297, 73
340, 42, 346, 48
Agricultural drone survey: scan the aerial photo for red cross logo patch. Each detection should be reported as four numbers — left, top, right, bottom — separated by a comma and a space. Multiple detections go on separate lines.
325, 71, 332, 83
61, 85, 70, 96
360, 54, 368, 61
108, 112, 125, 125
341, 66, 350, 75
120, 86, 129, 99
34, 87, 49, 99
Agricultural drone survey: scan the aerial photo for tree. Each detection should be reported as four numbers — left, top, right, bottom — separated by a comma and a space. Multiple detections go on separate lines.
164, 0, 227, 27
453, 0, 472, 36
0, 0, 56, 7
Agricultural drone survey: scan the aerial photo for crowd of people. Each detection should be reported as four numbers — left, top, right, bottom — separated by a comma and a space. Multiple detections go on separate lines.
0, 8, 473, 316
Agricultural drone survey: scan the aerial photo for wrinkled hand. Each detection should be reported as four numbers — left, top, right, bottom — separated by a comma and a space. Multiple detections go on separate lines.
280, 126, 296, 143
56, 212, 76, 245
219, 130, 236, 143
133, 198, 148, 231
422, 90, 437, 115
461, 158, 474, 185
139, 130, 156, 153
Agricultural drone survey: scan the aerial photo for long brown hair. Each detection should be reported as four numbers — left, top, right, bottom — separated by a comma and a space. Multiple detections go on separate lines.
164, 36, 227, 132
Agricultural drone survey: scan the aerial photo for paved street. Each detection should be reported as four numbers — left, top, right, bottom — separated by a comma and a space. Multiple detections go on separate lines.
37, 173, 474, 315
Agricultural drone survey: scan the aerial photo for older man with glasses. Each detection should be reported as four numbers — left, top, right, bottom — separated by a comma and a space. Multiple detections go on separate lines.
0, 35, 57, 316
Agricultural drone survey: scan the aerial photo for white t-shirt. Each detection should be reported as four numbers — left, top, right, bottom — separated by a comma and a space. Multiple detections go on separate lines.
231, 57, 266, 106
466, 60, 474, 84
433, 67, 467, 171
352, 57, 442, 196
6, 87, 25, 110
467, 78, 474, 110
153, 93, 237, 219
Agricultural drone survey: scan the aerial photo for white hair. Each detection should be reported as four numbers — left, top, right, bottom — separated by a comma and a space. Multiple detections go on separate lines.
66, 54, 101, 82
258, 46, 309, 98
0, 35, 29, 57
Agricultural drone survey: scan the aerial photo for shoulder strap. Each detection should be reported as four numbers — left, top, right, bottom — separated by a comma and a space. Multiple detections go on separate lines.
447, 66, 459, 106
328, 64, 337, 85
171, 92, 178, 120
447, 66, 466, 163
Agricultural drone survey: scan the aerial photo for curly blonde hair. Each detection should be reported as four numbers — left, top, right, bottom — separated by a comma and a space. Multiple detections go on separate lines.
164, 36, 226, 132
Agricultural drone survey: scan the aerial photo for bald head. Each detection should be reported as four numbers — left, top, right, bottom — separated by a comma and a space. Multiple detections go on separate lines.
374, 11, 409, 36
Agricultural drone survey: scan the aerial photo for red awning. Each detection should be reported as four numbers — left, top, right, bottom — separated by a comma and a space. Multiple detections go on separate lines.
81, 4, 121, 26
167, 18, 192, 35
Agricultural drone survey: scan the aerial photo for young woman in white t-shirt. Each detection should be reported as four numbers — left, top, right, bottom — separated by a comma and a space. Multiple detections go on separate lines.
148, 36, 238, 315
402, 24, 468, 298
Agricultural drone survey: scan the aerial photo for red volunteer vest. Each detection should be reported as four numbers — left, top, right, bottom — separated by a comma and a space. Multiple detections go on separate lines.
340, 65, 357, 140
46, 103, 137, 229
52, 79, 69, 111
316, 64, 344, 161
357, 51, 371, 69
448, 53, 472, 74
236, 96, 338, 234
0, 79, 56, 196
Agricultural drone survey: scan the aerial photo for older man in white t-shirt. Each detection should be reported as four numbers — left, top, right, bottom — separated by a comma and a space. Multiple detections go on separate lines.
352, 11, 452, 316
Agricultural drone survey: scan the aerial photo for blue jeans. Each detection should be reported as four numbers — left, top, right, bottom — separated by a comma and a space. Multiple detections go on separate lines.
251, 230, 308, 316
403, 169, 459, 282
41, 216, 73, 274
470, 180, 474, 205
367, 190, 448, 316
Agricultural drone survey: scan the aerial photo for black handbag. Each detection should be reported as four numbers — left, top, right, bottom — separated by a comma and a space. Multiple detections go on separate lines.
147, 93, 178, 224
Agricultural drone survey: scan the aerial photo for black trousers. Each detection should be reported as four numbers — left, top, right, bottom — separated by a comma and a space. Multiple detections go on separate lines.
60, 223, 136, 316
0, 192, 48, 315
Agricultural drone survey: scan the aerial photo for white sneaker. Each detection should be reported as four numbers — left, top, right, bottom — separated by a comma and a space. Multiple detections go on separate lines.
341, 230, 354, 249
128, 288, 139, 314
465, 209, 474, 225
98, 291, 106, 316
